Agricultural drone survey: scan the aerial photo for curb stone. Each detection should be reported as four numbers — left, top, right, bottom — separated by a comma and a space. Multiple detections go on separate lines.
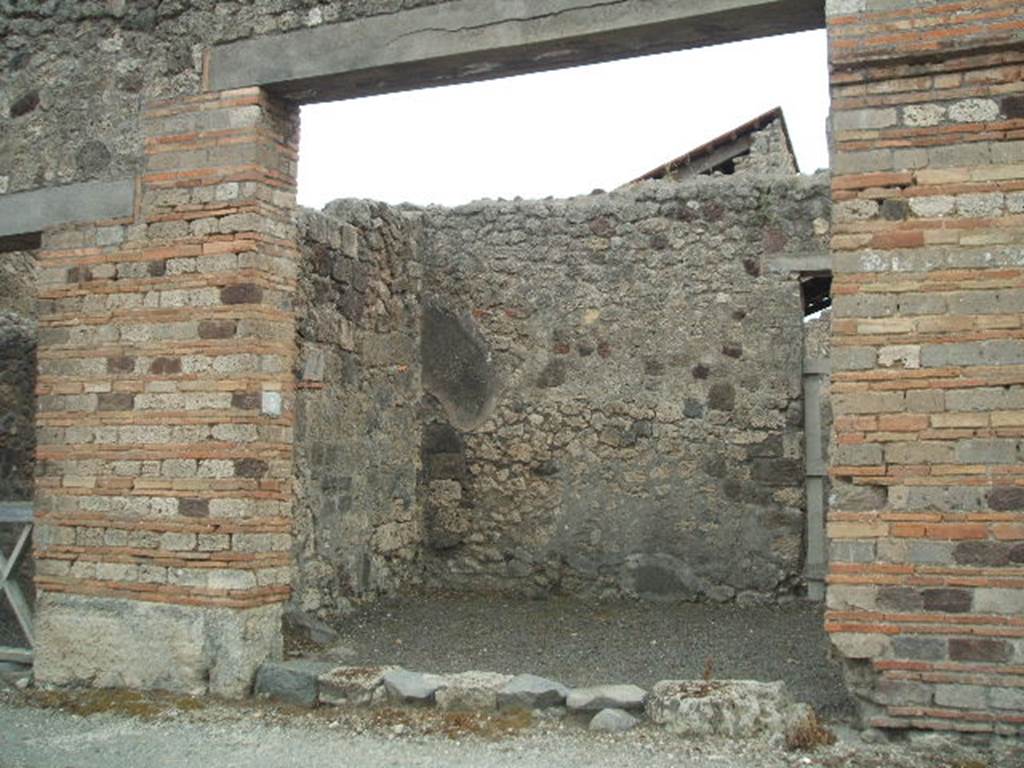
255, 660, 335, 708
256, 659, 821, 746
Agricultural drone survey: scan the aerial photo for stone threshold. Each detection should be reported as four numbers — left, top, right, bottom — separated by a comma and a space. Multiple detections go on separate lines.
255, 660, 824, 745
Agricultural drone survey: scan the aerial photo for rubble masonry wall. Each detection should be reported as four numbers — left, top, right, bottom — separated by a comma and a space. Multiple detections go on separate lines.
293, 173, 832, 609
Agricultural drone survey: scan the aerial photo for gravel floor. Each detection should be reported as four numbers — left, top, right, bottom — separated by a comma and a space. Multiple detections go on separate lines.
313, 594, 857, 720
2, 687, 1020, 768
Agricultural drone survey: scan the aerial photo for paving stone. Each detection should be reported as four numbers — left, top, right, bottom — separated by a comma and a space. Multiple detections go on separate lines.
382, 668, 444, 704
434, 671, 512, 711
645, 679, 807, 739
567, 684, 647, 712
318, 665, 396, 706
254, 660, 334, 708
497, 674, 570, 710
589, 708, 640, 732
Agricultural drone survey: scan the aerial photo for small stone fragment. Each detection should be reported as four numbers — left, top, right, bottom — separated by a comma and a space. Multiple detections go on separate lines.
497, 673, 570, 710
567, 684, 647, 712
318, 665, 396, 706
589, 708, 640, 732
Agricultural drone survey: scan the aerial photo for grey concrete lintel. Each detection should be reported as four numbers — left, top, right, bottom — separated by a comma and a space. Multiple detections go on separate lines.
765, 252, 832, 274
0, 180, 135, 246
208, 0, 826, 104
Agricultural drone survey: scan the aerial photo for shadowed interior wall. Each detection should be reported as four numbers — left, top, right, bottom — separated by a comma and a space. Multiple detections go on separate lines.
0, 250, 36, 502
0, 249, 37, 651
292, 202, 422, 614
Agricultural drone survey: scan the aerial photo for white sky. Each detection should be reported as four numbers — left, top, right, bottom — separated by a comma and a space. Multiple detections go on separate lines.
298, 29, 830, 209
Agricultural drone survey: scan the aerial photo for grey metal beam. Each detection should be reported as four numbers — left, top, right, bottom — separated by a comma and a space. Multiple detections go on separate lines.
0, 648, 32, 664
0, 503, 33, 525
208, 0, 826, 103
0, 179, 135, 244
802, 358, 829, 602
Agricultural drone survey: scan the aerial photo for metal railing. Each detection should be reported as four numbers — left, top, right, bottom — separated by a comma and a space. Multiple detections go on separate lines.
0, 501, 34, 664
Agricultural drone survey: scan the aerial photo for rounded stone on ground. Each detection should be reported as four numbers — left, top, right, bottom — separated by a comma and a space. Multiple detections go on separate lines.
382, 668, 445, 705
497, 674, 570, 710
589, 708, 640, 732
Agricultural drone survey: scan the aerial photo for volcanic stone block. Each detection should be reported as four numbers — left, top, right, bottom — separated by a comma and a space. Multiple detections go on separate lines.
435, 671, 512, 711
567, 684, 647, 712
383, 668, 445, 704
497, 674, 570, 710
318, 666, 396, 706
646, 679, 806, 739
255, 660, 334, 708
589, 708, 640, 732
35, 594, 282, 698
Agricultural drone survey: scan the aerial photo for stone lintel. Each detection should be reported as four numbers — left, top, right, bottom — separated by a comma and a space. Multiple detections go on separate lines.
765, 252, 832, 274
208, 0, 825, 103
0, 180, 135, 245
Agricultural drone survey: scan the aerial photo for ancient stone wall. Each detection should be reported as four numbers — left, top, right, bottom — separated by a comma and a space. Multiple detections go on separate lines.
825, 0, 1024, 737
292, 202, 422, 614
5, 0, 1021, 727
414, 174, 831, 601
0, 1, 450, 196
2, 0, 826, 696
292, 175, 830, 612
736, 118, 799, 176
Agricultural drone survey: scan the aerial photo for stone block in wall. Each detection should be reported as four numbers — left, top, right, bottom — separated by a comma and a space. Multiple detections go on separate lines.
35, 594, 282, 697
424, 480, 469, 551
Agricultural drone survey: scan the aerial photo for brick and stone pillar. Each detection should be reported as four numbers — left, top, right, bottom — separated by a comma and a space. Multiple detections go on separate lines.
31, 88, 298, 696
826, 0, 1024, 736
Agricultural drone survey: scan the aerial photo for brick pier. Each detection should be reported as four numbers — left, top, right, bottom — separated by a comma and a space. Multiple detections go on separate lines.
31, 89, 299, 696
825, 0, 1024, 736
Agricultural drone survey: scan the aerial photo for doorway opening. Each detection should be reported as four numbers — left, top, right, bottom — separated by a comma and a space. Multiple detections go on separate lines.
280, 25, 849, 719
